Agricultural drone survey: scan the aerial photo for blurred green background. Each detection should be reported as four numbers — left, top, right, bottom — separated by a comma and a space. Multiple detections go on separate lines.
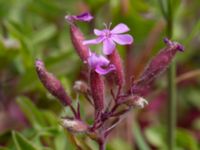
0, 0, 200, 149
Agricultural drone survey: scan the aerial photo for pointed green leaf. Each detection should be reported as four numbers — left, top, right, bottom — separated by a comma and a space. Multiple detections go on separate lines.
12, 131, 39, 150
132, 120, 151, 150
16, 96, 46, 130
32, 24, 57, 45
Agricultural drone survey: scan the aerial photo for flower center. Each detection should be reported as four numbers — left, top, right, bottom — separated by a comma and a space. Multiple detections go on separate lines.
104, 30, 111, 38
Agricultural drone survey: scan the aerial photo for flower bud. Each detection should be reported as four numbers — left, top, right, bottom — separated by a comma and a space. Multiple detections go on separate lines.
107, 50, 124, 86
35, 59, 71, 106
132, 38, 184, 94
90, 70, 105, 113
70, 24, 90, 61
60, 118, 88, 133
123, 95, 148, 108
73, 80, 89, 93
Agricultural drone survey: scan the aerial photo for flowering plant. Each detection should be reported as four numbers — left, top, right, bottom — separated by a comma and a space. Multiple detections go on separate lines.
35, 12, 184, 150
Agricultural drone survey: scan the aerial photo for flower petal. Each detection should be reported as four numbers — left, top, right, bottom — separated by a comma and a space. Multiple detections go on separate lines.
95, 65, 115, 75
98, 55, 110, 66
83, 37, 104, 45
87, 53, 110, 69
65, 12, 93, 23
111, 23, 130, 34
103, 39, 116, 55
94, 29, 103, 36
112, 34, 133, 45
75, 12, 93, 22
87, 53, 99, 69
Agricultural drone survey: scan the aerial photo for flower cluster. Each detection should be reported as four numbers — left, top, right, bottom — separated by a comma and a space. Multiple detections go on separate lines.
35, 12, 184, 150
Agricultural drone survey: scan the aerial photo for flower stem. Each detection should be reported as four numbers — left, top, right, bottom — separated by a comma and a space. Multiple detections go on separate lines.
69, 105, 78, 118
166, 0, 176, 149
98, 139, 106, 150
99, 143, 105, 150
167, 62, 176, 150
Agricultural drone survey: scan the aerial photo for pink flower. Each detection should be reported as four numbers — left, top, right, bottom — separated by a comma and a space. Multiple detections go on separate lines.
87, 53, 115, 75
83, 23, 134, 55
65, 12, 93, 23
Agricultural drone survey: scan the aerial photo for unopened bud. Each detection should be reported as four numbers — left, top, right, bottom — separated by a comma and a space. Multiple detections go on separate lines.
70, 24, 90, 61
134, 96, 148, 108
132, 39, 184, 94
107, 50, 124, 86
35, 59, 71, 106
73, 80, 89, 93
60, 118, 88, 133
123, 95, 148, 108
90, 70, 105, 113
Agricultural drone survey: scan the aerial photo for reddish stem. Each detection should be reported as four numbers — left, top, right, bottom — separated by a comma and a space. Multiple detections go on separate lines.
69, 105, 78, 119
98, 138, 106, 150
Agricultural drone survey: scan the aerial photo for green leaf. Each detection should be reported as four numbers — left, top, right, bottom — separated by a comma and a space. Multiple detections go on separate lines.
176, 128, 199, 150
145, 125, 166, 149
54, 131, 75, 150
16, 96, 46, 130
32, 24, 57, 45
42, 110, 59, 126
132, 120, 151, 150
12, 131, 39, 150
108, 138, 132, 150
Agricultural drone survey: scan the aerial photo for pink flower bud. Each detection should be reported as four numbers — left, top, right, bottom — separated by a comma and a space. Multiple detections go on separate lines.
132, 39, 184, 94
108, 50, 124, 86
35, 60, 71, 106
90, 70, 105, 113
70, 24, 90, 61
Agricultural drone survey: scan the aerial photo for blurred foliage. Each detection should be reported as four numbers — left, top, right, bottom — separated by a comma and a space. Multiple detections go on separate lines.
0, 0, 200, 149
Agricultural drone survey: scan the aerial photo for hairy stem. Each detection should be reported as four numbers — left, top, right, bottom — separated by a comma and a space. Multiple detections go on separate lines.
99, 143, 105, 150
98, 139, 106, 150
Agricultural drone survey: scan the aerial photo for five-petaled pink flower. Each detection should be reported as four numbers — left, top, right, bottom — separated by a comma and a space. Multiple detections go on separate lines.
87, 53, 115, 75
83, 23, 134, 55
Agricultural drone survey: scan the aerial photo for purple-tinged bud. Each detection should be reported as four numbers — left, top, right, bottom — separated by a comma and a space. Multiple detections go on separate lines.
35, 59, 71, 106
90, 70, 105, 113
163, 38, 184, 52
70, 24, 90, 61
65, 12, 93, 23
73, 80, 89, 93
60, 118, 88, 133
131, 39, 184, 94
108, 50, 124, 86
